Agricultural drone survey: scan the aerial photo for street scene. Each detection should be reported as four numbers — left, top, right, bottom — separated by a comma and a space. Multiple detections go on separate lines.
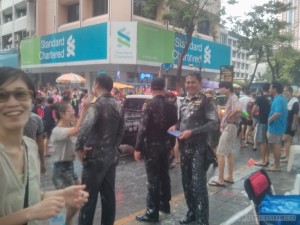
39, 143, 299, 225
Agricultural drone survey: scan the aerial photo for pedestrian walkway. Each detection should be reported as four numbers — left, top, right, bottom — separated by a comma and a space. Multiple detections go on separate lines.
115, 149, 299, 225
40, 144, 300, 225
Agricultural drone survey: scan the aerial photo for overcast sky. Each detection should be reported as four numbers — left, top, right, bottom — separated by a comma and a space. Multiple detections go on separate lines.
222, 0, 270, 18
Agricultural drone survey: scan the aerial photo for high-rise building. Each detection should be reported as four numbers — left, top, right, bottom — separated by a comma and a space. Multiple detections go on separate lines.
220, 28, 250, 81
277, 0, 300, 50
0, 0, 36, 50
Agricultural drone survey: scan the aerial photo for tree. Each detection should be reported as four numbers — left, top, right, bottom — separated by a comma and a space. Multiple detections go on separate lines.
263, 47, 300, 85
228, 0, 293, 86
163, 0, 219, 91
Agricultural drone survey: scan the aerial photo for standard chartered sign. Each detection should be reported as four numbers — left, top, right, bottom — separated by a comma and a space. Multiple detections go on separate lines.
40, 23, 107, 64
174, 33, 230, 70
173, 37, 203, 66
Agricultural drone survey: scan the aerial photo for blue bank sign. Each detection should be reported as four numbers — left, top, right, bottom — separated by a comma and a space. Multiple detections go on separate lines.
40, 23, 107, 64
173, 33, 230, 70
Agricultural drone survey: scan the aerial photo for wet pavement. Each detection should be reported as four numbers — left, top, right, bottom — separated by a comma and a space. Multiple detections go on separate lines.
39, 141, 300, 225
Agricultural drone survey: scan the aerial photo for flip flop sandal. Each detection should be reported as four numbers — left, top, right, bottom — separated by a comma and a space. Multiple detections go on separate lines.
224, 179, 234, 184
266, 167, 281, 172
208, 180, 226, 187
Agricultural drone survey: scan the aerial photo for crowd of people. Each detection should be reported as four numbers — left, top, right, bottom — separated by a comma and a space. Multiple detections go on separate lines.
0, 66, 298, 225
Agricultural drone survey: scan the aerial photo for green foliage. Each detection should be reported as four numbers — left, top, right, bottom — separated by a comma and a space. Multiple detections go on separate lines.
142, 0, 164, 20
163, 0, 219, 90
229, 0, 294, 85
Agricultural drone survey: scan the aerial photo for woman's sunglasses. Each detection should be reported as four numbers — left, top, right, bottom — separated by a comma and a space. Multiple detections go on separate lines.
0, 90, 33, 103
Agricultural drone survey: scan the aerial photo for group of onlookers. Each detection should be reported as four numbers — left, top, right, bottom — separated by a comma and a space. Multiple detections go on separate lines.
2, 65, 299, 225
209, 81, 298, 192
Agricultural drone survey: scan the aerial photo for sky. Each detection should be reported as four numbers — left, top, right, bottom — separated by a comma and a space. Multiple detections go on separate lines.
222, 0, 270, 19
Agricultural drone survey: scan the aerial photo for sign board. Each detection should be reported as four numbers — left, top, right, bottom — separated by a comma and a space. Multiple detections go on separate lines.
174, 33, 231, 70
21, 23, 108, 67
110, 22, 137, 64
137, 23, 174, 63
161, 63, 173, 71
220, 65, 234, 83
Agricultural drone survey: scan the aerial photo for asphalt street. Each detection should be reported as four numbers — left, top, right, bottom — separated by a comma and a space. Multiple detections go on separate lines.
39, 140, 300, 225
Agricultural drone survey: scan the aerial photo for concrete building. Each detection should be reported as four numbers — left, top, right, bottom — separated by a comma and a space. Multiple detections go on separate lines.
20, 0, 231, 89
220, 28, 250, 81
0, 0, 36, 67
277, 0, 300, 50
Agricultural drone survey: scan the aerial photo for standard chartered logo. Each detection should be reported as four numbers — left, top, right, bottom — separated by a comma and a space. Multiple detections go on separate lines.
67, 35, 75, 57
204, 45, 211, 64
117, 27, 130, 48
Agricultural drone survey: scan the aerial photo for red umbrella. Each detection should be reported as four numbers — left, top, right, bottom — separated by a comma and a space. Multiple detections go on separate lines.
56, 73, 86, 84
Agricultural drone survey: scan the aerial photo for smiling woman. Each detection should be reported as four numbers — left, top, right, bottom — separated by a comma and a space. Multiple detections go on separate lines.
0, 67, 89, 225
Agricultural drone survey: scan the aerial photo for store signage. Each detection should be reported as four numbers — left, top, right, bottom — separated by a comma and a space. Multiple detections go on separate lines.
111, 22, 137, 64
174, 33, 231, 70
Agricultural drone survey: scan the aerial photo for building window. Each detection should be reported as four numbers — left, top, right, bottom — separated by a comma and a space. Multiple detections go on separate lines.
237, 62, 240, 69
237, 52, 240, 59
246, 64, 249, 70
4, 14, 12, 23
134, 0, 157, 20
93, 0, 108, 16
197, 20, 210, 35
67, 3, 79, 23
17, 9, 26, 18
232, 51, 237, 58
220, 34, 227, 45
228, 39, 232, 46
241, 63, 245, 69
233, 40, 237, 47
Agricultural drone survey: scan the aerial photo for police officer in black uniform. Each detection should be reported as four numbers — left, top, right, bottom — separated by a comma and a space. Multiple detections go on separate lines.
175, 72, 218, 225
76, 74, 124, 225
134, 77, 177, 222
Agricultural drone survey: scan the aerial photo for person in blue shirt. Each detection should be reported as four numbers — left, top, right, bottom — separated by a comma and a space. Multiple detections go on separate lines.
267, 81, 288, 171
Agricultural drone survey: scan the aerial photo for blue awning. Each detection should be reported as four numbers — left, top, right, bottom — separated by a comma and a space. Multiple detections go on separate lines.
0, 50, 19, 68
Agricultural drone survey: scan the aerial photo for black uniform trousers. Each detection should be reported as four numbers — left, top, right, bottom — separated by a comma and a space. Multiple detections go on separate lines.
144, 143, 171, 210
180, 141, 209, 225
78, 159, 118, 225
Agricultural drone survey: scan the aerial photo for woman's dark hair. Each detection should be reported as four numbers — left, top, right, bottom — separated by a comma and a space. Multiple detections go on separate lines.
53, 102, 71, 120
0, 67, 36, 99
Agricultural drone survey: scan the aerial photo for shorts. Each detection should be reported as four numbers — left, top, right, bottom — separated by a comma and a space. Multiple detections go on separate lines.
217, 124, 238, 157
52, 161, 78, 189
255, 124, 268, 143
267, 131, 282, 144
285, 124, 296, 137
43, 124, 55, 138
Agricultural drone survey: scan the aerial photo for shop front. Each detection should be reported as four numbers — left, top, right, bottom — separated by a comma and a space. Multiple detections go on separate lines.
20, 21, 231, 90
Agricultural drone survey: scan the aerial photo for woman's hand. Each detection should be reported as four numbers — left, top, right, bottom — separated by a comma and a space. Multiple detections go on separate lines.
29, 196, 65, 220
62, 185, 89, 208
